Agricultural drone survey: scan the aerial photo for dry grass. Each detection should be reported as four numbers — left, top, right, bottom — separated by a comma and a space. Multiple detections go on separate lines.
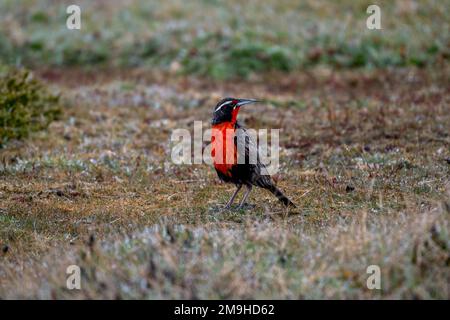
0, 65, 449, 298
2, 202, 449, 299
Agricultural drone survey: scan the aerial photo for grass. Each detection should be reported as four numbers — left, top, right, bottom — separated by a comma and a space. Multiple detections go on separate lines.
0, 0, 449, 78
0, 65, 449, 298
3, 205, 449, 299
0, 0, 449, 299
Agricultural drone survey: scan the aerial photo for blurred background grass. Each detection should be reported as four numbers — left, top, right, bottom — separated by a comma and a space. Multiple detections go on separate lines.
1, 0, 448, 78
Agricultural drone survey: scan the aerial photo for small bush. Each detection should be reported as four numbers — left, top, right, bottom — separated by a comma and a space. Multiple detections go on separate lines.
0, 67, 61, 147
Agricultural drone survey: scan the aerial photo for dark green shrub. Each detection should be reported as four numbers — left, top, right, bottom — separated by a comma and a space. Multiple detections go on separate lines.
0, 67, 61, 147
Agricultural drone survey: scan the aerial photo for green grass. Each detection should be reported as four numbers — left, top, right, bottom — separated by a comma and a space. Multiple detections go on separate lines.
0, 0, 449, 78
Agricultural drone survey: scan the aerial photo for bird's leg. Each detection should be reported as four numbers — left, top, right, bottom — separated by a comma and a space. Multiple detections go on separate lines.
224, 184, 242, 209
237, 185, 252, 210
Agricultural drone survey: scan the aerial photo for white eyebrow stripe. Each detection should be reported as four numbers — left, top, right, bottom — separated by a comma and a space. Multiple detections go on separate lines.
215, 100, 232, 112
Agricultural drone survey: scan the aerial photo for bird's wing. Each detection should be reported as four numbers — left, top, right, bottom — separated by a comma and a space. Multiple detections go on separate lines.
234, 123, 271, 180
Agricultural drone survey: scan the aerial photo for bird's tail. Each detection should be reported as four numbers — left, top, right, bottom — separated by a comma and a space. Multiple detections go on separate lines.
268, 185, 296, 208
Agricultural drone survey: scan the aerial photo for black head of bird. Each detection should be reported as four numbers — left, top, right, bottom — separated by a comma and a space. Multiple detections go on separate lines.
211, 97, 258, 125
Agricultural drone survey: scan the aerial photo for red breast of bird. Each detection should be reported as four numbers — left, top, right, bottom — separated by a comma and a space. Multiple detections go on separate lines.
211, 108, 240, 177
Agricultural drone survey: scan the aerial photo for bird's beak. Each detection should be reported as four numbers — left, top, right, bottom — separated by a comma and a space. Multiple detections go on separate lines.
236, 99, 259, 107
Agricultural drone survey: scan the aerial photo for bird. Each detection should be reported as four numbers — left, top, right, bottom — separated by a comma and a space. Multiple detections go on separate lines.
211, 97, 296, 210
